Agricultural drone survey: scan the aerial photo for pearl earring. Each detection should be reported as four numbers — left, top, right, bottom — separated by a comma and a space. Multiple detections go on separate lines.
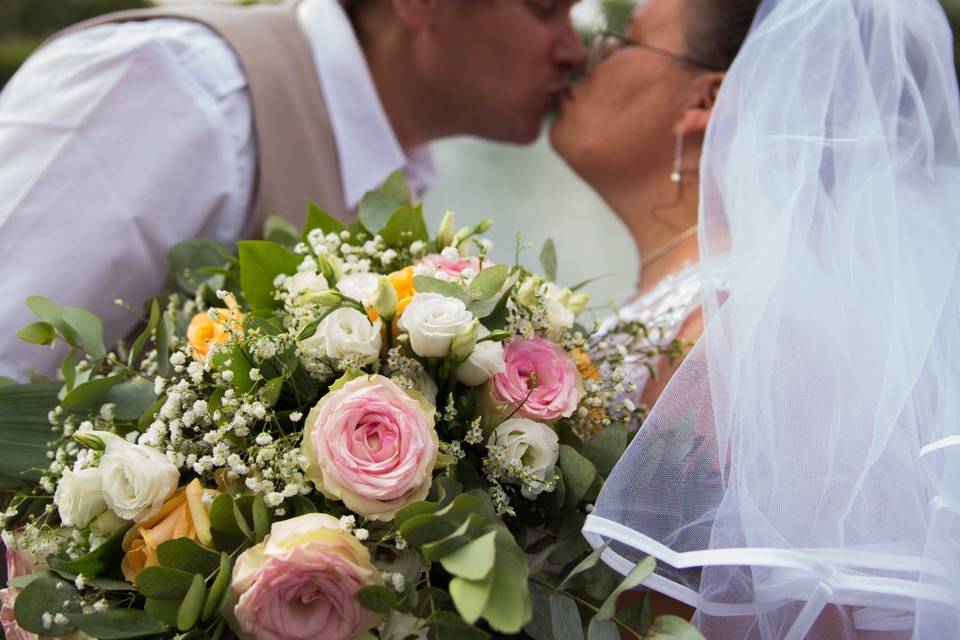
671, 131, 683, 183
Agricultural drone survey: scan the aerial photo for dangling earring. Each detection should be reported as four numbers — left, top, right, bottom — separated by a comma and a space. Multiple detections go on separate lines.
670, 131, 684, 184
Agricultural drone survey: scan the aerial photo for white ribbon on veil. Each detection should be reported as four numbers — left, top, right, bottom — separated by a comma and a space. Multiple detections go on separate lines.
582, 0, 960, 638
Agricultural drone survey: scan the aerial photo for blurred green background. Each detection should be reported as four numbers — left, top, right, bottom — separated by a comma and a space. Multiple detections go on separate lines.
3, 0, 960, 89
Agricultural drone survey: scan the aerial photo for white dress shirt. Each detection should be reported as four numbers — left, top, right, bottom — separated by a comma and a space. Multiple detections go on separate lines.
0, 0, 434, 381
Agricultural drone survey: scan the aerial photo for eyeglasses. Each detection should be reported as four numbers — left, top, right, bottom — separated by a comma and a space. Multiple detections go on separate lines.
587, 20, 721, 73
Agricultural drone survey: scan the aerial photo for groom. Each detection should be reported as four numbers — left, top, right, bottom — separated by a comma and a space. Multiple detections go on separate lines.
0, 0, 585, 380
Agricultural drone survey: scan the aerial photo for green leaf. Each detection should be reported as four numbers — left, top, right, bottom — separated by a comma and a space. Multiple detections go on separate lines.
166, 239, 232, 295
357, 585, 400, 614
528, 542, 564, 575
549, 593, 585, 640
398, 493, 486, 548
559, 541, 611, 590
263, 215, 301, 248
137, 566, 196, 600
645, 615, 706, 639
209, 494, 245, 551
540, 238, 557, 282
55, 525, 130, 578
358, 170, 411, 234
61, 375, 124, 411
177, 573, 206, 631
67, 609, 169, 639
449, 568, 494, 625
421, 513, 489, 562
157, 538, 221, 577
61, 306, 106, 360
0, 375, 16, 387
252, 493, 271, 543
587, 616, 620, 640
260, 376, 284, 407
144, 597, 180, 627
559, 444, 598, 508
380, 205, 429, 246
394, 475, 462, 527
202, 552, 233, 622
581, 425, 628, 477
26, 295, 78, 346
595, 556, 656, 621
302, 201, 346, 241
104, 378, 157, 421
237, 240, 301, 309
412, 275, 471, 304
433, 610, 491, 640
0, 381, 60, 481
439, 529, 497, 581
467, 265, 510, 300
17, 321, 56, 346
128, 299, 161, 366
288, 495, 318, 516
7, 572, 49, 590
232, 496, 255, 542
478, 529, 533, 633
137, 394, 166, 430
155, 310, 175, 378
14, 575, 81, 635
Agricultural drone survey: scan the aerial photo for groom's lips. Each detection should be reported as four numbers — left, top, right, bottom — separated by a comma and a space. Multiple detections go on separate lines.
548, 87, 573, 111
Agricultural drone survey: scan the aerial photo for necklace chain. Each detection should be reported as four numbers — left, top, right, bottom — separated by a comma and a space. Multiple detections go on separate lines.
639, 224, 698, 270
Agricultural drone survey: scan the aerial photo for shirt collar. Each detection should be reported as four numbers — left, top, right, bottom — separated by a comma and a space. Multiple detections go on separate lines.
297, 0, 435, 210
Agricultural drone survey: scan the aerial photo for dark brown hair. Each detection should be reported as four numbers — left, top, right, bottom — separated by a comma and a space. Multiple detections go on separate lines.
685, 0, 762, 71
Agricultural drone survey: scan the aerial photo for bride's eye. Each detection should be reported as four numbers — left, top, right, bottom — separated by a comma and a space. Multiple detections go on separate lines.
525, 0, 560, 20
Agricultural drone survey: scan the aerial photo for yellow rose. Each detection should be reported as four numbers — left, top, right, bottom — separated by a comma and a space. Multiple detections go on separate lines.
121, 479, 217, 582
388, 266, 416, 316
187, 308, 243, 360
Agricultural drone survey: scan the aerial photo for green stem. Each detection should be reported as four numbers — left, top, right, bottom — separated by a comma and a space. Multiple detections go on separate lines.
528, 577, 642, 639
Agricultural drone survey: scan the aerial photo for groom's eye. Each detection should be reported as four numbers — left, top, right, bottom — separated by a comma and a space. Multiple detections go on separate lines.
525, 0, 561, 20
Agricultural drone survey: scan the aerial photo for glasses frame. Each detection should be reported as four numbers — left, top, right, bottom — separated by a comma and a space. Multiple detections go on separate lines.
587, 22, 723, 73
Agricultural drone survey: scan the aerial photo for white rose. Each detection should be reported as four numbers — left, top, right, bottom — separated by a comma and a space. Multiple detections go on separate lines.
385, 613, 429, 640
398, 293, 474, 358
302, 307, 382, 366
100, 435, 179, 522
404, 365, 439, 406
284, 271, 329, 296
336, 273, 380, 306
55, 467, 107, 528
456, 327, 505, 386
488, 418, 560, 499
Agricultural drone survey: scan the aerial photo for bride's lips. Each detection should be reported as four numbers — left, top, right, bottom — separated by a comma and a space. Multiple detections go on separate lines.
548, 86, 574, 112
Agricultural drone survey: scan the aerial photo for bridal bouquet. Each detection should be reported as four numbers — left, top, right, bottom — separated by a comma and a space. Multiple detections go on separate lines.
0, 175, 699, 640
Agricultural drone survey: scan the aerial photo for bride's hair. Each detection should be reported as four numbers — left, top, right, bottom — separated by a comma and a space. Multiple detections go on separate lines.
685, 0, 762, 71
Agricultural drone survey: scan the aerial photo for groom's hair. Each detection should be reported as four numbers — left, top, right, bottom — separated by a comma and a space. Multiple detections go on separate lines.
685, 0, 761, 71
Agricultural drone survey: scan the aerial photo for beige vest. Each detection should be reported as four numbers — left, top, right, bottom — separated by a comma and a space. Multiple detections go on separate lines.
48, 1, 349, 237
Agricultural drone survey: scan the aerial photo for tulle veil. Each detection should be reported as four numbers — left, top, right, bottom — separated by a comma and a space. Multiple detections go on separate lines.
582, 0, 960, 637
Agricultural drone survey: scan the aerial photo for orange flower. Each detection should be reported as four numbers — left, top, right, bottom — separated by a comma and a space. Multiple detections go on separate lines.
121, 479, 217, 583
388, 266, 416, 315
187, 307, 243, 360
572, 348, 601, 381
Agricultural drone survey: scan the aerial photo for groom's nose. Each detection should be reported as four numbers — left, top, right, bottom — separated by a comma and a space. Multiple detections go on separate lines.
551, 19, 588, 74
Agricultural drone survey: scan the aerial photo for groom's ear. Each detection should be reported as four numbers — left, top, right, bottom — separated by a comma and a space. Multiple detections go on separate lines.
391, 0, 442, 28
675, 71, 725, 137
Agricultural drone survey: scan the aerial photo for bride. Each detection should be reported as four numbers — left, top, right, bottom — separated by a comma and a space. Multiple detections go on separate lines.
551, 0, 960, 638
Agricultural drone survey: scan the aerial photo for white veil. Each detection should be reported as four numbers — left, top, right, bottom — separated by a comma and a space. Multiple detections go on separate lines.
582, 0, 960, 638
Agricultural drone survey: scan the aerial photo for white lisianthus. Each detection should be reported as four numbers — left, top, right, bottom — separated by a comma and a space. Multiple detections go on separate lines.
398, 293, 473, 358
336, 273, 380, 306
489, 418, 560, 500
99, 434, 179, 522
284, 271, 329, 297
404, 366, 439, 406
302, 308, 382, 366
542, 282, 575, 333
54, 467, 107, 528
456, 327, 505, 386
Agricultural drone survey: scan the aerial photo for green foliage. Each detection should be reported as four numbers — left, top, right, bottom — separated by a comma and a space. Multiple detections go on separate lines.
0, 381, 60, 481
166, 239, 232, 297
539, 238, 558, 282
238, 240, 301, 309
359, 170, 412, 234
380, 205, 430, 246
50, 525, 129, 577
13, 575, 82, 635
67, 609, 169, 639
302, 201, 346, 240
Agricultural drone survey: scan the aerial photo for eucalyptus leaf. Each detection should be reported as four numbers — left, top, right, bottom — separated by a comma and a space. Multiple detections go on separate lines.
559, 541, 611, 590
252, 493, 271, 542
177, 573, 206, 631
358, 170, 411, 234
136, 566, 195, 600
17, 321, 56, 346
157, 538, 221, 577
412, 275, 471, 304
209, 494, 245, 551
302, 201, 346, 241
357, 585, 400, 614
166, 239, 232, 295
68, 609, 169, 639
467, 265, 510, 300
144, 597, 180, 627
60, 306, 106, 360
14, 575, 81, 635
380, 205, 429, 246
581, 424, 628, 477
559, 444, 598, 508
26, 295, 78, 346
237, 240, 301, 309
260, 376, 284, 407
549, 593, 585, 640
104, 378, 157, 422
475, 529, 532, 633
61, 375, 124, 411
449, 568, 494, 624
394, 475, 462, 527
433, 610, 491, 640
421, 513, 489, 562
540, 238, 558, 282
128, 299, 161, 366
587, 617, 620, 640
438, 528, 497, 580
263, 215, 301, 248
595, 556, 656, 621
201, 552, 233, 621
645, 615, 706, 639
54, 525, 129, 578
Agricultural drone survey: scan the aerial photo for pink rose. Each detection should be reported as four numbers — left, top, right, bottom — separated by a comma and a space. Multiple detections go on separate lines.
491, 337, 583, 422
417, 252, 483, 283
302, 375, 438, 520
232, 514, 382, 640
1, 548, 39, 640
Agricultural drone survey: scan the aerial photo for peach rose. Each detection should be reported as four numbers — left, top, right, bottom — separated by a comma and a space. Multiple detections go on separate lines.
388, 266, 416, 316
121, 479, 217, 582
302, 375, 438, 520
231, 514, 382, 640
187, 307, 243, 360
